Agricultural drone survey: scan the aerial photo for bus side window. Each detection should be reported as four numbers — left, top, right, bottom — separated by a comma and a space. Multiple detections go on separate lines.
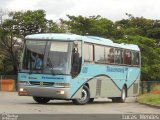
84, 43, 93, 62
105, 47, 114, 64
123, 50, 131, 65
114, 49, 122, 64
132, 52, 139, 66
95, 45, 105, 63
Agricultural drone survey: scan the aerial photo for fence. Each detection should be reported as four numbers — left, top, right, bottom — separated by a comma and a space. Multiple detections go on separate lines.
140, 81, 160, 94
0, 75, 17, 92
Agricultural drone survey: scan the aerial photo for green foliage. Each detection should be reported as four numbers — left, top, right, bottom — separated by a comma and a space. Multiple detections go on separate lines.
137, 85, 160, 106
0, 10, 63, 75
46, 20, 65, 33
0, 25, 20, 74
8, 10, 57, 36
152, 85, 160, 91
8, 10, 46, 36
137, 93, 160, 106
61, 15, 114, 38
147, 28, 160, 40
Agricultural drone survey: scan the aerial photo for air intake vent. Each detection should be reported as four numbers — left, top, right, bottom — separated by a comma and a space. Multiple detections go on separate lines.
133, 83, 138, 94
96, 79, 102, 96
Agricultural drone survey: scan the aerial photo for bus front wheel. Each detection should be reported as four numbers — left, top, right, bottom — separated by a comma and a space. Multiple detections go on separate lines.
33, 97, 51, 104
72, 85, 90, 105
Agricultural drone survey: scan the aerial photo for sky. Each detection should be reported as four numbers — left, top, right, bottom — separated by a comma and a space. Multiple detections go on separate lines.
0, 0, 160, 21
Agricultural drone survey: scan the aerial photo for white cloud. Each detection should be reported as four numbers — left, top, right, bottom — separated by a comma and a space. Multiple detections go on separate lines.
59, 0, 160, 21
1, 0, 160, 21
5, 0, 39, 10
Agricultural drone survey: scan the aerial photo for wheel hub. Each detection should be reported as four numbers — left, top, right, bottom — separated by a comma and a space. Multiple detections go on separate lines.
81, 89, 87, 101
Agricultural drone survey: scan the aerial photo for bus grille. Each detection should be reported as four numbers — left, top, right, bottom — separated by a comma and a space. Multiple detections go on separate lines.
29, 81, 54, 86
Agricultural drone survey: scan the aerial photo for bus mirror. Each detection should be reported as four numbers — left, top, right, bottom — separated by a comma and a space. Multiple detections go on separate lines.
74, 41, 78, 46
71, 53, 80, 77
73, 53, 79, 64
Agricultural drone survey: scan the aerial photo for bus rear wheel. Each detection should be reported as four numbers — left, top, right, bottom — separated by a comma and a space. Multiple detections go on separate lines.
72, 85, 90, 105
33, 97, 51, 104
112, 86, 127, 103
89, 98, 94, 103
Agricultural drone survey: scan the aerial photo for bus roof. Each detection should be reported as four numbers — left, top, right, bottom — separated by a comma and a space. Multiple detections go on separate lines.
25, 33, 140, 51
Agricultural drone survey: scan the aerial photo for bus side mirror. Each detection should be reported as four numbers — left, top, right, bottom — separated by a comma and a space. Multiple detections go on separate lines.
73, 53, 79, 64
71, 53, 80, 77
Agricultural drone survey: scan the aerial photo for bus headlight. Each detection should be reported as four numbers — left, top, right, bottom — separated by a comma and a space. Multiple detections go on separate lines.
56, 90, 65, 94
54, 83, 70, 88
19, 88, 24, 92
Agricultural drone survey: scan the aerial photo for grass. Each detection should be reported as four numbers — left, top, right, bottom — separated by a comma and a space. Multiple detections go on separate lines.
152, 84, 160, 91
137, 85, 160, 106
137, 94, 160, 106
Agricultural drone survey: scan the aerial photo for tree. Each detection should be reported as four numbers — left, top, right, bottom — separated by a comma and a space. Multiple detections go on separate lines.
0, 9, 8, 73
61, 15, 114, 38
46, 20, 66, 33
115, 14, 160, 42
0, 21, 21, 74
9, 10, 48, 36
0, 10, 62, 74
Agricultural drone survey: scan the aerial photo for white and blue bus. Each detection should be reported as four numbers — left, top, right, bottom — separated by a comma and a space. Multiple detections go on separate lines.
18, 33, 140, 105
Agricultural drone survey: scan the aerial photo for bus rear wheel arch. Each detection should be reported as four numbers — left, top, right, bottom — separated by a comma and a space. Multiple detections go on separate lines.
72, 85, 90, 105
33, 97, 51, 104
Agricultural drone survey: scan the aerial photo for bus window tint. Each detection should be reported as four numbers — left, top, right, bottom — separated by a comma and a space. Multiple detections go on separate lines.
22, 40, 46, 71
45, 41, 71, 75
84, 43, 93, 62
105, 47, 114, 63
95, 45, 105, 63
123, 50, 131, 65
115, 49, 122, 64
132, 52, 139, 66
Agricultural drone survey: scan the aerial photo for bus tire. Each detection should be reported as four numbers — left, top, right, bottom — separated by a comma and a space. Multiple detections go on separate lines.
120, 86, 127, 103
33, 97, 50, 104
72, 85, 90, 105
89, 98, 94, 103
111, 98, 118, 102
112, 86, 127, 103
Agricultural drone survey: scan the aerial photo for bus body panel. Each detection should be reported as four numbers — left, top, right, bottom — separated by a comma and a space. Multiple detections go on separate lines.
71, 64, 140, 98
72, 76, 122, 99
127, 75, 140, 97
19, 84, 70, 99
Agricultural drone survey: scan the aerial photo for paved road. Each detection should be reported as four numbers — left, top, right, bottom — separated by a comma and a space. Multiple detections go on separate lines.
0, 92, 159, 114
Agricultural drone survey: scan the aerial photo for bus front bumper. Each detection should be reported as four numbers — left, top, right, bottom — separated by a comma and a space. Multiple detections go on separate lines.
18, 85, 70, 99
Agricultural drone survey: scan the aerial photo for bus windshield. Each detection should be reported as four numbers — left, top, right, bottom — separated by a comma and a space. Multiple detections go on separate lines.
21, 40, 73, 75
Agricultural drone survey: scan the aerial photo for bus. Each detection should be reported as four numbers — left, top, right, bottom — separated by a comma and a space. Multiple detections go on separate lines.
18, 33, 140, 105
